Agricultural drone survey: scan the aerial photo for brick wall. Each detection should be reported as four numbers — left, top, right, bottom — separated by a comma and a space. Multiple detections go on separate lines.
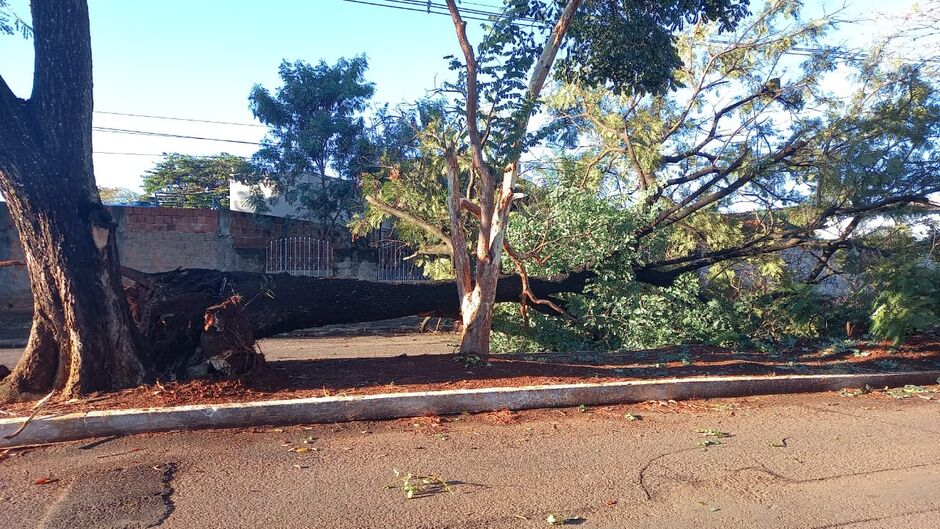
0, 203, 363, 310
0, 206, 30, 310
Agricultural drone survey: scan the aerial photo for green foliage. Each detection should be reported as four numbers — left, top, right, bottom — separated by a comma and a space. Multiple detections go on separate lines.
142, 153, 246, 208
559, 0, 750, 95
0, 0, 31, 39
347, 101, 459, 277
97, 186, 143, 205
248, 55, 375, 225
494, 0, 940, 353
506, 178, 638, 276
492, 181, 745, 352
363, 0, 939, 353
869, 261, 940, 344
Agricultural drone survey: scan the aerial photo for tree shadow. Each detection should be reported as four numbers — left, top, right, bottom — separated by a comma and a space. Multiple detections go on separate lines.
247, 341, 940, 394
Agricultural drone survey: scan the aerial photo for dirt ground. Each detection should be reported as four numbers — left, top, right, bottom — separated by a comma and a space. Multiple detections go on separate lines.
2, 330, 939, 417
2, 390, 939, 528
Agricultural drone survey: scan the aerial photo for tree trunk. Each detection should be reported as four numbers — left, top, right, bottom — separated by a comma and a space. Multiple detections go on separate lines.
458, 283, 495, 355
124, 268, 592, 373
0, 0, 147, 402
0, 170, 147, 401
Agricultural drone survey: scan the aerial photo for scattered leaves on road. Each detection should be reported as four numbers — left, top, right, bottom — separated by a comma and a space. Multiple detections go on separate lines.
884, 385, 930, 399
546, 513, 583, 525
624, 413, 641, 421
32, 477, 58, 486
387, 469, 453, 499
695, 428, 729, 438
698, 439, 721, 449
838, 386, 871, 397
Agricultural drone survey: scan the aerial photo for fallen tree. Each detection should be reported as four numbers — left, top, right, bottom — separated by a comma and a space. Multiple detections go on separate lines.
122, 267, 593, 375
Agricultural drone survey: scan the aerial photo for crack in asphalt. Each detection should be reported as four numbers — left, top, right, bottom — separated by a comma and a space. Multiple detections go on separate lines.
730, 459, 940, 485
803, 404, 940, 436
637, 446, 702, 501
809, 505, 940, 528
155, 462, 177, 527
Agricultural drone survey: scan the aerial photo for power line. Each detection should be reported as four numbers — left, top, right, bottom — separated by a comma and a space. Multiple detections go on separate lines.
342, 0, 545, 25
93, 151, 250, 159
94, 110, 266, 128
385, 0, 537, 21
343, 0, 938, 65
92, 126, 262, 146
93, 151, 165, 156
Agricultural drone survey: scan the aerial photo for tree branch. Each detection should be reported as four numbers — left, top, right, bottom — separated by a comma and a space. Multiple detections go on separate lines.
527, 0, 583, 99
444, 147, 473, 301
460, 198, 481, 217
806, 216, 860, 284
503, 240, 577, 323
364, 195, 454, 255
444, 0, 492, 188
661, 90, 767, 164
0, 75, 28, 166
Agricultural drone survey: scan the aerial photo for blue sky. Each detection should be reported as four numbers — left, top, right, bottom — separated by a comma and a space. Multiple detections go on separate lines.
0, 0, 922, 191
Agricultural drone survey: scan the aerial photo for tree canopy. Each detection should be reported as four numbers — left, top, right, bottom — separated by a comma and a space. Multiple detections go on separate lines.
245, 55, 375, 228
142, 153, 246, 209
355, 0, 940, 350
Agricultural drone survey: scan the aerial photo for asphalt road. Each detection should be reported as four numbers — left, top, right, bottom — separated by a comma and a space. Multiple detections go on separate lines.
0, 333, 458, 369
3, 390, 939, 528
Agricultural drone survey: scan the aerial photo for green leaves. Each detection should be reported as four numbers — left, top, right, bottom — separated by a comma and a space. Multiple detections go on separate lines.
0, 0, 30, 39
869, 261, 940, 344
142, 153, 246, 209
557, 0, 751, 96
248, 55, 375, 224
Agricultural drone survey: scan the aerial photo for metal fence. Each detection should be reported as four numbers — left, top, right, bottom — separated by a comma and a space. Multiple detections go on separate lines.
152, 191, 225, 209
376, 239, 426, 282
265, 237, 333, 277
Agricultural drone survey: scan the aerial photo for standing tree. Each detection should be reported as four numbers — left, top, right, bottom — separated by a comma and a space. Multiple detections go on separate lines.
0, 0, 148, 401
142, 152, 247, 208
389, 0, 750, 356
246, 56, 375, 230
357, 0, 939, 352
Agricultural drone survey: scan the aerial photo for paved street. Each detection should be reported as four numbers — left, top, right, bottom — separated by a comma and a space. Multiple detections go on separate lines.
0, 333, 458, 369
2, 390, 939, 528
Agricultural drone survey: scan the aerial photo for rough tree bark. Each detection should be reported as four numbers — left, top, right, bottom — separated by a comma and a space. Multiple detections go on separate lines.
0, 0, 147, 402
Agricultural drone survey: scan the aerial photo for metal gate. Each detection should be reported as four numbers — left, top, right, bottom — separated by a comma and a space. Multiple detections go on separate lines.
265, 237, 333, 277
376, 240, 425, 282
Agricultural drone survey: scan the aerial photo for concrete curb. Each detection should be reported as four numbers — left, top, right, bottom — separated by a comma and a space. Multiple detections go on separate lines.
2, 370, 938, 448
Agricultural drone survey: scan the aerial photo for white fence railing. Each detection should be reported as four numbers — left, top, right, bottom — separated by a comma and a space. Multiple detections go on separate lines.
265, 237, 333, 277
376, 240, 425, 282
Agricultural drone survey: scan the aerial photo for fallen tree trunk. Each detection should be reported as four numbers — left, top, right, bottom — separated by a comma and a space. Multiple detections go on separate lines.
125, 268, 592, 373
